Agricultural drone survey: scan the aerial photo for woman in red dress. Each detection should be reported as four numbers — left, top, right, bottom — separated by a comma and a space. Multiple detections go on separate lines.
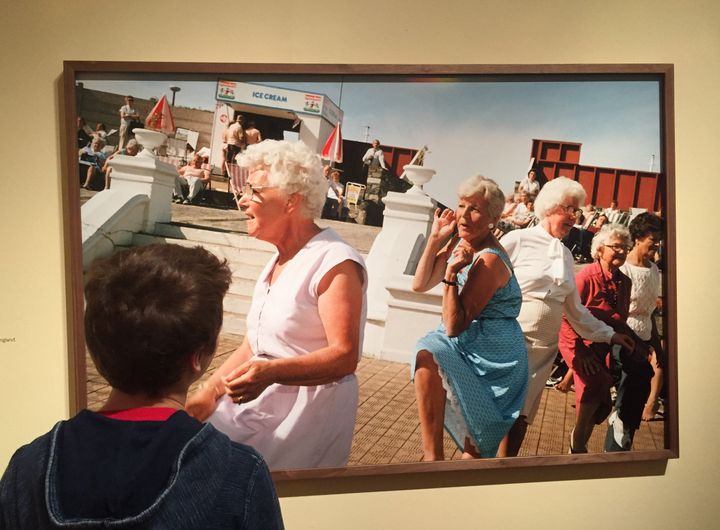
558, 223, 648, 453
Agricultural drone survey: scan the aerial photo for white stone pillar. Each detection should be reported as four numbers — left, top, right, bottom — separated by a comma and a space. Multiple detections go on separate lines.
81, 130, 177, 267
107, 153, 177, 232
363, 165, 438, 357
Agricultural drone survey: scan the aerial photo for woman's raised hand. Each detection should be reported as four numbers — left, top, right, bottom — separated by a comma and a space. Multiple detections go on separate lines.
448, 239, 475, 274
431, 208, 456, 241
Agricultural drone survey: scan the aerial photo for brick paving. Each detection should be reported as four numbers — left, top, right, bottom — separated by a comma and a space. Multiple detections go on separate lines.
86, 333, 665, 463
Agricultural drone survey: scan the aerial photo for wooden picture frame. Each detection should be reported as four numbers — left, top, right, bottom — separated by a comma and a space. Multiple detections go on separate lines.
62, 62, 677, 483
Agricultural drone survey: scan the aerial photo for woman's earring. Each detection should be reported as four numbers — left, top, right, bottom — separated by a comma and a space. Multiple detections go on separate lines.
488, 223, 495, 230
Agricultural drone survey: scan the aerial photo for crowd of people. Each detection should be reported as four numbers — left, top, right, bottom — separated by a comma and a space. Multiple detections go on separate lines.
78, 99, 267, 200
411, 172, 665, 458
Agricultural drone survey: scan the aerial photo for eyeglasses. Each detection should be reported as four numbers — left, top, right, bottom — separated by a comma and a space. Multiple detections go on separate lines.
558, 204, 583, 217
605, 244, 631, 253
234, 182, 278, 202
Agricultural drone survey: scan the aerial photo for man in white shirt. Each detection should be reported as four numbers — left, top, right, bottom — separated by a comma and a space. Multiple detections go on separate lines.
362, 139, 388, 172
118, 95, 140, 150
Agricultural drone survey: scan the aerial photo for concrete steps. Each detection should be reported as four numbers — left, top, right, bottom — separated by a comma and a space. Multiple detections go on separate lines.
132, 222, 275, 338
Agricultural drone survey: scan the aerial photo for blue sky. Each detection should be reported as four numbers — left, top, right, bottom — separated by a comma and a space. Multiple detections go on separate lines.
80, 75, 660, 207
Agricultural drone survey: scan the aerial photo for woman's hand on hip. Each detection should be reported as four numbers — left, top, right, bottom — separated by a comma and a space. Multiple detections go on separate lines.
224, 358, 275, 404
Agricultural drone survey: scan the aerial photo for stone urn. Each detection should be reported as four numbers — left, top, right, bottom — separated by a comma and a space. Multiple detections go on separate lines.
403, 164, 436, 195
132, 128, 167, 158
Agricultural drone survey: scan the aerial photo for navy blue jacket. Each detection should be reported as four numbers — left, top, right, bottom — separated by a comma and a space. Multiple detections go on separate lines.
0, 410, 284, 529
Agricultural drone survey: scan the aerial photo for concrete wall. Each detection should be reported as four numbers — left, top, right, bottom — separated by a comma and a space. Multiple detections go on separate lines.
1, 1, 719, 529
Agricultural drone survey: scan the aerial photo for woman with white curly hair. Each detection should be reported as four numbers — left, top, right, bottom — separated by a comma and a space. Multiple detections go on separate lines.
499, 177, 634, 456
558, 224, 651, 452
186, 140, 367, 470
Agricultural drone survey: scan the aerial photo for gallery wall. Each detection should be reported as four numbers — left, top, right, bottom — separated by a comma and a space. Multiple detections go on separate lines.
1, 1, 719, 528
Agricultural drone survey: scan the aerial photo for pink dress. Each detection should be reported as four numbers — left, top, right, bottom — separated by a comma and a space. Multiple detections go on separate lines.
209, 228, 367, 470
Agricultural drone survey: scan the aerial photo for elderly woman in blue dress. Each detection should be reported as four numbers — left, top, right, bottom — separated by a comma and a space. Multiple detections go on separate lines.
411, 175, 528, 460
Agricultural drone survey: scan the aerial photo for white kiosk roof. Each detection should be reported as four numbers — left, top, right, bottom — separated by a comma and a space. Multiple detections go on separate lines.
216, 80, 343, 126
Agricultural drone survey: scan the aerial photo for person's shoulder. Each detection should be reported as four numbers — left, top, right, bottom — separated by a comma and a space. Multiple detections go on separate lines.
3, 424, 58, 477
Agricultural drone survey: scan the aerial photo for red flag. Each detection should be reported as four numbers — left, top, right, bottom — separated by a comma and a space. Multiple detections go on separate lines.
321, 122, 343, 163
144, 95, 176, 135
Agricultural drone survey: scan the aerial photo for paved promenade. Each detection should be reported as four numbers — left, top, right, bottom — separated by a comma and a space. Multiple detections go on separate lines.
82, 192, 665, 462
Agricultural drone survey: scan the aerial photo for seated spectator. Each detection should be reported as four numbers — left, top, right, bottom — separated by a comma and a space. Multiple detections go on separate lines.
500, 193, 517, 218
174, 154, 211, 204
91, 122, 108, 142
77, 116, 92, 149
102, 139, 140, 189
0, 244, 284, 529
518, 169, 540, 196
604, 200, 626, 224
566, 212, 608, 263
79, 137, 107, 190
498, 191, 533, 233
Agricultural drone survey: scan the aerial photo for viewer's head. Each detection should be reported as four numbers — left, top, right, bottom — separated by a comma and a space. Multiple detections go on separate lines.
457, 175, 506, 221
235, 113, 245, 124
91, 137, 105, 151
372, 139, 380, 148
534, 177, 586, 220
330, 169, 341, 182
527, 169, 537, 181
591, 223, 632, 263
84, 244, 231, 397
95, 122, 106, 131
125, 95, 134, 104
238, 140, 326, 219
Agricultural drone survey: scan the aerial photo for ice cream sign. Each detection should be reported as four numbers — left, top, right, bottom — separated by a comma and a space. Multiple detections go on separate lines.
216, 80, 342, 123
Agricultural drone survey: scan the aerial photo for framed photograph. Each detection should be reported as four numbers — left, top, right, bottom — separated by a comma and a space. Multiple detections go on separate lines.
63, 62, 677, 482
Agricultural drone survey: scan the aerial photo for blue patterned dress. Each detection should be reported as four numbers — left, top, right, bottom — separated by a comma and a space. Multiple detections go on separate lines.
411, 247, 528, 456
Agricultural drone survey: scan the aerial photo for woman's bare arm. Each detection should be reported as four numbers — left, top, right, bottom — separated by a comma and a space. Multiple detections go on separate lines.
223, 259, 365, 402
412, 208, 457, 292
442, 245, 510, 337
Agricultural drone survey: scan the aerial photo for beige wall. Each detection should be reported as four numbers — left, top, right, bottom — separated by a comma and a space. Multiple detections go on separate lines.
1, 1, 719, 528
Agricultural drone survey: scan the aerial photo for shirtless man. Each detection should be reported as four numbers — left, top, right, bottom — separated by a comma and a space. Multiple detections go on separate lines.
244, 120, 262, 146
223, 114, 245, 175
174, 154, 211, 204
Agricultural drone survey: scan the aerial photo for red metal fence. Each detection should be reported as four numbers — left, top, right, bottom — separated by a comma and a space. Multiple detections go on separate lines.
531, 139, 662, 211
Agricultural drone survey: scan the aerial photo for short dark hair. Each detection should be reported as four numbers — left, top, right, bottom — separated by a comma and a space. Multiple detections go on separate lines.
628, 212, 663, 242
84, 244, 231, 396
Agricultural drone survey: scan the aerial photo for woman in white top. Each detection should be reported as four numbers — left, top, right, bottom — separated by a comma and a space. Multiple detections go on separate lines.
619, 212, 664, 424
498, 177, 634, 456
186, 140, 367, 470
